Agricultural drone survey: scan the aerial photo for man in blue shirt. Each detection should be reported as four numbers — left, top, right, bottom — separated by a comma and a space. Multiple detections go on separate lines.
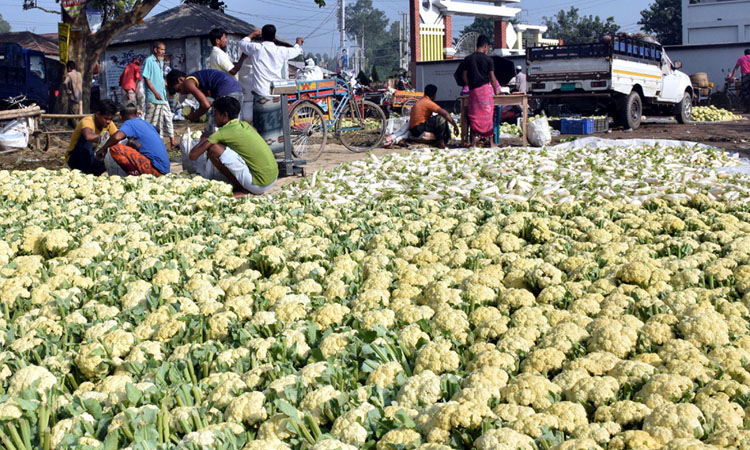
141, 41, 176, 149
96, 103, 171, 176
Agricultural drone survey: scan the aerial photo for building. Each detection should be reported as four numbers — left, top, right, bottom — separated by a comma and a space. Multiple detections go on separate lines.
682, 0, 750, 44
102, 4, 256, 101
663, 0, 750, 90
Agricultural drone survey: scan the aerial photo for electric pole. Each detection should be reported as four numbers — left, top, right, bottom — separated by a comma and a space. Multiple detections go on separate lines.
340, 0, 346, 51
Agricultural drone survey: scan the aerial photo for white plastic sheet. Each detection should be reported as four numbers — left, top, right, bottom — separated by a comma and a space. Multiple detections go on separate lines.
0, 118, 32, 149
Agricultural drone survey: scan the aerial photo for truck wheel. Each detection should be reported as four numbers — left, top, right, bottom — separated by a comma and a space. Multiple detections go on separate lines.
617, 91, 642, 130
675, 92, 692, 124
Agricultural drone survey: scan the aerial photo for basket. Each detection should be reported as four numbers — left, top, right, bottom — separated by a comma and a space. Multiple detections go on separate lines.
561, 118, 594, 135
690, 73, 709, 88
593, 118, 609, 133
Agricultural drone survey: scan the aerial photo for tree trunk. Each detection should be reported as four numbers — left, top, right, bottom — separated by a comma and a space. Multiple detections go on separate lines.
56, 0, 161, 114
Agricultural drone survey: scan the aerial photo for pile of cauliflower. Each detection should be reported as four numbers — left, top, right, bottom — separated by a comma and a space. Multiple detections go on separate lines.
1, 159, 750, 449
691, 106, 742, 122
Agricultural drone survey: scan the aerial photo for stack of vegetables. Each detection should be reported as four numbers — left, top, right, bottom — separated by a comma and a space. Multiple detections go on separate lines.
691, 106, 742, 122
1, 142, 750, 449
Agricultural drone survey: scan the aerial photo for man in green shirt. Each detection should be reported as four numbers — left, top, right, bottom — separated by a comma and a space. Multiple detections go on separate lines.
187, 96, 278, 195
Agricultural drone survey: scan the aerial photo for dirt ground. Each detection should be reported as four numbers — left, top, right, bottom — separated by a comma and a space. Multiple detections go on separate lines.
1, 116, 748, 191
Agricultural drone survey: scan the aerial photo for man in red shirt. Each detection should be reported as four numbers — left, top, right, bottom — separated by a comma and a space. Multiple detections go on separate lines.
120, 57, 142, 106
730, 49, 750, 112
408, 84, 459, 149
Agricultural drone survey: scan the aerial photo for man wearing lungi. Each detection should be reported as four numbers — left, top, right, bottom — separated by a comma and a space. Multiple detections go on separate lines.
730, 49, 750, 113
238, 24, 304, 151
142, 41, 176, 149
166, 69, 244, 134
462, 35, 501, 147
96, 103, 170, 177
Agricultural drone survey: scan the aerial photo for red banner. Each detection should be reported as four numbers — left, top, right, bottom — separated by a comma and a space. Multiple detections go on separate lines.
61, 0, 87, 18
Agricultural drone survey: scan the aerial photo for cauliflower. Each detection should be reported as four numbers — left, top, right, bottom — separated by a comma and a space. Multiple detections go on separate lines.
414, 338, 460, 374
594, 401, 652, 427
500, 373, 562, 410
376, 428, 421, 450
397, 370, 442, 408
8, 365, 57, 401
565, 376, 619, 407
642, 403, 706, 444
474, 427, 536, 450
225, 392, 267, 425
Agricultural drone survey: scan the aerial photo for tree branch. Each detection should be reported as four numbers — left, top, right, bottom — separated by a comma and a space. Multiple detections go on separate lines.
90, 0, 161, 50
24, 4, 59, 14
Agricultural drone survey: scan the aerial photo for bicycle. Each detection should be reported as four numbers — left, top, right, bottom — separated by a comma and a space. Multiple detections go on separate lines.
708, 68, 742, 111
289, 72, 386, 161
0, 94, 35, 111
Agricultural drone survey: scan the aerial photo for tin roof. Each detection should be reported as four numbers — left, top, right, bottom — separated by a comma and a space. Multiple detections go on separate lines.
0, 32, 59, 57
112, 4, 256, 45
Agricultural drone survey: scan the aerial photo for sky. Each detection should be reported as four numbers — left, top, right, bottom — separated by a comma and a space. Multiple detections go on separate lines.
3, 0, 654, 56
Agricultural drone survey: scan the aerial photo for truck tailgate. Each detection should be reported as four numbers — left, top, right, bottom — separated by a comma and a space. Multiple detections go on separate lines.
528, 58, 610, 81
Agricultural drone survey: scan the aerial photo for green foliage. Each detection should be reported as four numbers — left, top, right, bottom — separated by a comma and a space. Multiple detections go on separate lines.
639, 0, 682, 45
181, 0, 225, 11
371, 65, 380, 83
543, 7, 620, 45
0, 13, 9, 33
345, 0, 400, 78
458, 17, 495, 43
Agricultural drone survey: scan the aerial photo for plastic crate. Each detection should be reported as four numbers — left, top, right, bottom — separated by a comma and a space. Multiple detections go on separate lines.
593, 118, 609, 133
561, 118, 594, 135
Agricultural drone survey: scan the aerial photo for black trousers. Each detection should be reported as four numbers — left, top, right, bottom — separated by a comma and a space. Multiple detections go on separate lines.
409, 115, 451, 143
68, 136, 105, 175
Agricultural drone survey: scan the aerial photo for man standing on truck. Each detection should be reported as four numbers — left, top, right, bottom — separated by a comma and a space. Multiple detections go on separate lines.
64, 61, 83, 116
142, 41, 176, 149
462, 35, 501, 146
730, 49, 750, 112
238, 24, 303, 149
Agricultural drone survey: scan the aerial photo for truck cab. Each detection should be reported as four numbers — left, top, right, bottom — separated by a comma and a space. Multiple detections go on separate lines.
0, 43, 56, 111
527, 36, 693, 129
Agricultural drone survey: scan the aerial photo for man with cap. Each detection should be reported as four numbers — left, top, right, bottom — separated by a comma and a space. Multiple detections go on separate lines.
514, 65, 527, 94
297, 58, 324, 80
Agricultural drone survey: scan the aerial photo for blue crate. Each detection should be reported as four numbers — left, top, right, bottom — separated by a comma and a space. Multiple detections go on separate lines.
561, 118, 595, 135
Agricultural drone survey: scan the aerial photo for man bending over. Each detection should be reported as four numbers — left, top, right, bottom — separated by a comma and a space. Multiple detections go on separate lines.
166, 69, 243, 133
96, 103, 171, 177
187, 96, 278, 195
408, 84, 459, 149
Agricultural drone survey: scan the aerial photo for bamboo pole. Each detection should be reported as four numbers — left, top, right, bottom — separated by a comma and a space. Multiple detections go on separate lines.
40, 114, 89, 119
0, 107, 43, 120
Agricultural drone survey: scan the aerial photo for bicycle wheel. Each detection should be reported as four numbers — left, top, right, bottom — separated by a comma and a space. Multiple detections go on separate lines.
289, 100, 328, 161
335, 100, 386, 153
709, 92, 732, 110
401, 98, 418, 117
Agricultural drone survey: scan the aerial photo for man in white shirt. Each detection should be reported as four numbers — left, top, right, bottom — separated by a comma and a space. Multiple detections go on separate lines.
297, 58, 325, 81
239, 24, 303, 151
208, 28, 245, 80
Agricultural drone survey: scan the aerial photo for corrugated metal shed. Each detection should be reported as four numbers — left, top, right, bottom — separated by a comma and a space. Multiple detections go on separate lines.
0, 32, 59, 58
113, 4, 256, 45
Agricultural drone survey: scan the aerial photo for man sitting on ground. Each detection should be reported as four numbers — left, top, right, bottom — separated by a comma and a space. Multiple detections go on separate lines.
67, 99, 118, 175
95, 103, 171, 177
166, 69, 244, 133
186, 96, 278, 195
408, 84, 458, 149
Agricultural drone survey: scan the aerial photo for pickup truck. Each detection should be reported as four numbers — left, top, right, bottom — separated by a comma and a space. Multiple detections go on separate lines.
527, 36, 693, 129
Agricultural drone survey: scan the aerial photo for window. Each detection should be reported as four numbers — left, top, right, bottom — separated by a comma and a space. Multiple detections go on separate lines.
28, 54, 45, 80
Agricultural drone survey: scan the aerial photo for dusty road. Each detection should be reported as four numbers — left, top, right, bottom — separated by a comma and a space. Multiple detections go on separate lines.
1, 116, 747, 190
